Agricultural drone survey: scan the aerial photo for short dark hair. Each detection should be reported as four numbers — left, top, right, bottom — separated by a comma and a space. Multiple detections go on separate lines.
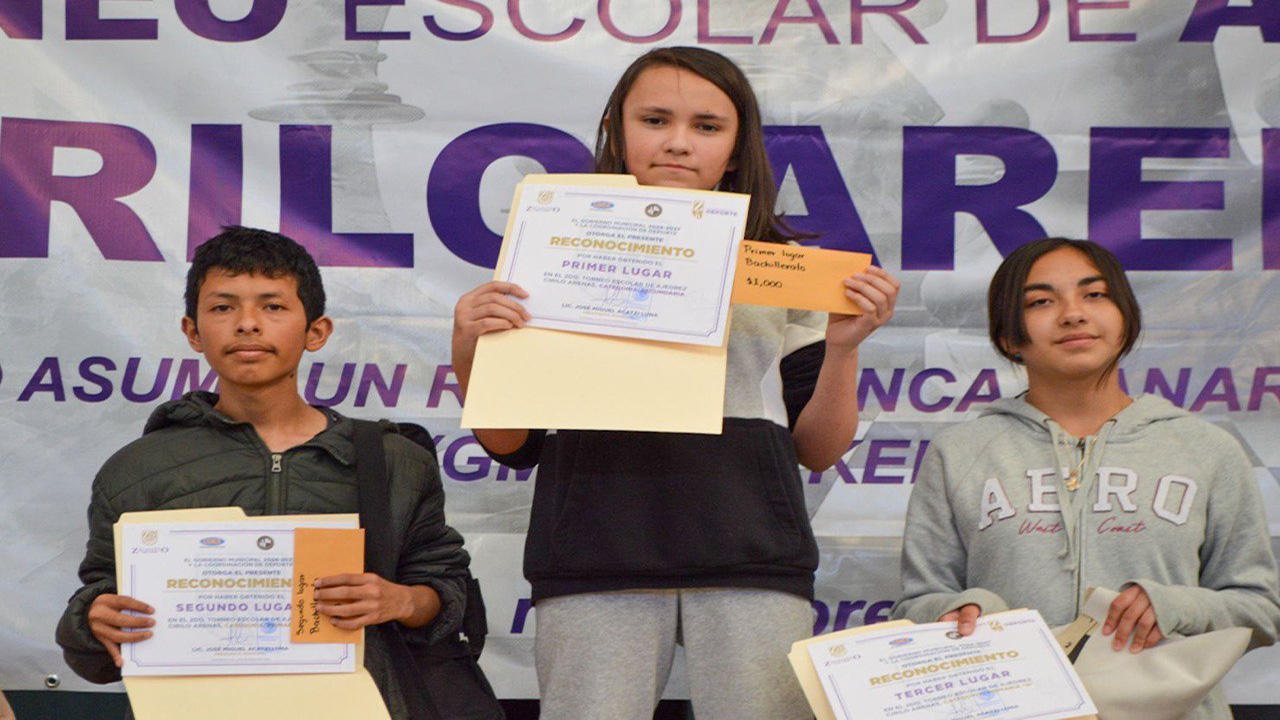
593, 46, 807, 244
185, 226, 326, 326
988, 238, 1141, 375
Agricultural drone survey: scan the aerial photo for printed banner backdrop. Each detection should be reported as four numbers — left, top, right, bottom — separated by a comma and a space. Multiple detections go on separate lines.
3, 0, 1280, 702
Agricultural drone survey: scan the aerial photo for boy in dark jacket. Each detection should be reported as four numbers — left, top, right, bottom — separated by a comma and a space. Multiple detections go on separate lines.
55, 227, 468, 719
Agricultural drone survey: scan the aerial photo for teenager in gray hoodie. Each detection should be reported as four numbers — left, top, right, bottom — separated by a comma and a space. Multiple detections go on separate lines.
895, 238, 1280, 720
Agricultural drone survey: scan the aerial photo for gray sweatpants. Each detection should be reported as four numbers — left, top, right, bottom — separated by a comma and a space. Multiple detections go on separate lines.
534, 588, 814, 720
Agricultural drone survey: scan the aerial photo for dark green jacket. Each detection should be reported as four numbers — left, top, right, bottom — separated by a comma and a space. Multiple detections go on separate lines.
55, 392, 469, 718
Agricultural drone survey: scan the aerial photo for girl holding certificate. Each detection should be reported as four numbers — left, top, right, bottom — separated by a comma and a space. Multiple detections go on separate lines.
895, 238, 1280, 720
452, 47, 899, 720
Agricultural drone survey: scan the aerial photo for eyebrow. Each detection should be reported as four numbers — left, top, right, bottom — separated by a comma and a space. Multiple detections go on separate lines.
1022, 275, 1106, 293
205, 292, 286, 301
635, 105, 732, 122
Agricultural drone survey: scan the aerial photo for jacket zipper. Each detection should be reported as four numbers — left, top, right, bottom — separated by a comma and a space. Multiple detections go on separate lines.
268, 452, 284, 515
1073, 437, 1086, 617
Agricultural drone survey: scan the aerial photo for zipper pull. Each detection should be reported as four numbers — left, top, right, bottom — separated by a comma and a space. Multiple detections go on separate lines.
271, 453, 282, 473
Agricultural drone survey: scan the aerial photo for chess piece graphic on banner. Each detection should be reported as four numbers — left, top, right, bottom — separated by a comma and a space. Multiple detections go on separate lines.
250, 1, 423, 243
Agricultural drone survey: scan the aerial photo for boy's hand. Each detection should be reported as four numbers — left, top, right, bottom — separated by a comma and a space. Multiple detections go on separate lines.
825, 266, 899, 352
939, 604, 982, 637
314, 574, 440, 630
87, 594, 155, 668
1102, 585, 1164, 653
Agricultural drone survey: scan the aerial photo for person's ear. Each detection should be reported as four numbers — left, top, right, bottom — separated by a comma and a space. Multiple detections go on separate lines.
305, 316, 334, 352
182, 317, 203, 353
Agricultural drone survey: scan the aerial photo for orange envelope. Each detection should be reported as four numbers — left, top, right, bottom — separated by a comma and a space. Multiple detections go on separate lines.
291, 528, 364, 644
732, 240, 872, 314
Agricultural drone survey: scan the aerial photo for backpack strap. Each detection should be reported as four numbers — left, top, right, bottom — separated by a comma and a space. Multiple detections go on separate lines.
351, 419, 443, 720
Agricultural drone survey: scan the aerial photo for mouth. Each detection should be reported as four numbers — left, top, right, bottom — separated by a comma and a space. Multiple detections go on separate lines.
226, 345, 273, 358
655, 163, 695, 172
1055, 334, 1098, 347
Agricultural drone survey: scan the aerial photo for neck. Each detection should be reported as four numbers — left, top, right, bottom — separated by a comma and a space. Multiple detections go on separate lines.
214, 380, 317, 433
1024, 370, 1131, 438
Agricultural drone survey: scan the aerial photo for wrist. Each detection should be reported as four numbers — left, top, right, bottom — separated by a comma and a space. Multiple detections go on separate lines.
823, 344, 859, 365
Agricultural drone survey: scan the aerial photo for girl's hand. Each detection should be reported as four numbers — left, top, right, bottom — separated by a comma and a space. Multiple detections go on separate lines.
1102, 585, 1164, 653
939, 604, 982, 637
452, 281, 531, 349
87, 593, 155, 667
825, 266, 899, 352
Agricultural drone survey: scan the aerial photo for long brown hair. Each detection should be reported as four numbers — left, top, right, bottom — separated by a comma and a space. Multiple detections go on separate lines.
594, 47, 805, 244
988, 237, 1142, 381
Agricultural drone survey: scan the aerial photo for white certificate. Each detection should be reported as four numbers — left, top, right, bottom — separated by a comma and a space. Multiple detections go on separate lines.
500, 182, 748, 346
119, 519, 357, 677
807, 610, 1096, 720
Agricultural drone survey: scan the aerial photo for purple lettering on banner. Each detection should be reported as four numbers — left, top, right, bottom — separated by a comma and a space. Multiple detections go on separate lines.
1249, 367, 1280, 411
599, 0, 681, 43
122, 357, 171, 403
175, 0, 285, 41
956, 369, 999, 411
810, 601, 830, 634
901, 126, 1054, 270
279, 125, 414, 268
760, 0, 838, 45
171, 358, 218, 399
1190, 367, 1241, 412
355, 363, 407, 407
865, 600, 894, 624
764, 126, 877, 260
911, 439, 930, 483
510, 598, 534, 633
1264, 129, 1280, 270
508, 0, 584, 41
832, 601, 868, 631
304, 362, 356, 406
809, 450, 858, 485
0, 118, 161, 260
444, 436, 490, 481
1116, 367, 1129, 395
74, 357, 116, 402
496, 464, 535, 481
427, 365, 463, 408
1089, 127, 1231, 270
188, 125, 243, 260
429, 123, 592, 268
1142, 367, 1192, 407
863, 440, 912, 484
977, 0, 1049, 43
908, 368, 955, 412
423, 0, 493, 40
0, 0, 42, 39
18, 358, 65, 402
66, 0, 156, 39
850, 0, 926, 44
1067, 0, 1136, 42
1181, 0, 1279, 42
697, 0, 752, 43
347, 0, 410, 41
858, 368, 904, 412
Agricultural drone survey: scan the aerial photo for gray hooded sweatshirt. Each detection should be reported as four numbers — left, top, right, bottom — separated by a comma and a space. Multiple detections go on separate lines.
894, 394, 1280, 720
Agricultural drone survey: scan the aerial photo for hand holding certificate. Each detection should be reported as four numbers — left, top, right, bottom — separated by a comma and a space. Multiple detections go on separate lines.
794, 610, 1097, 720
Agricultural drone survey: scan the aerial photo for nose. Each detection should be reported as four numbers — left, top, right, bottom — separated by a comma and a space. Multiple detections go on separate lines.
662, 125, 691, 155
1058, 296, 1086, 325
234, 307, 262, 335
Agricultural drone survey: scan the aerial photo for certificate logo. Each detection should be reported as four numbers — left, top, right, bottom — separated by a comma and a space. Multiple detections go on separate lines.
257, 535, 275, 550
644, 203, 663, 218
199, 537, 225, 548
590, 201, 614, 211
989, 620, 1005, 633
141, 530, 159, 547
691, 201, 705, 219
889, 637, 914, 647
827, 644, 848, 658
538, 190, 554, 204
946, 630, 964, 640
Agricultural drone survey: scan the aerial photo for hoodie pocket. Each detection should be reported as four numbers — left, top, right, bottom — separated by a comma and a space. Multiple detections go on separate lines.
546, 423, 808, 575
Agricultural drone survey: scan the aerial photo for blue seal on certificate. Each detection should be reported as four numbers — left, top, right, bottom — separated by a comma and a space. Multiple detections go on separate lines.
261, 619, 279, 635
